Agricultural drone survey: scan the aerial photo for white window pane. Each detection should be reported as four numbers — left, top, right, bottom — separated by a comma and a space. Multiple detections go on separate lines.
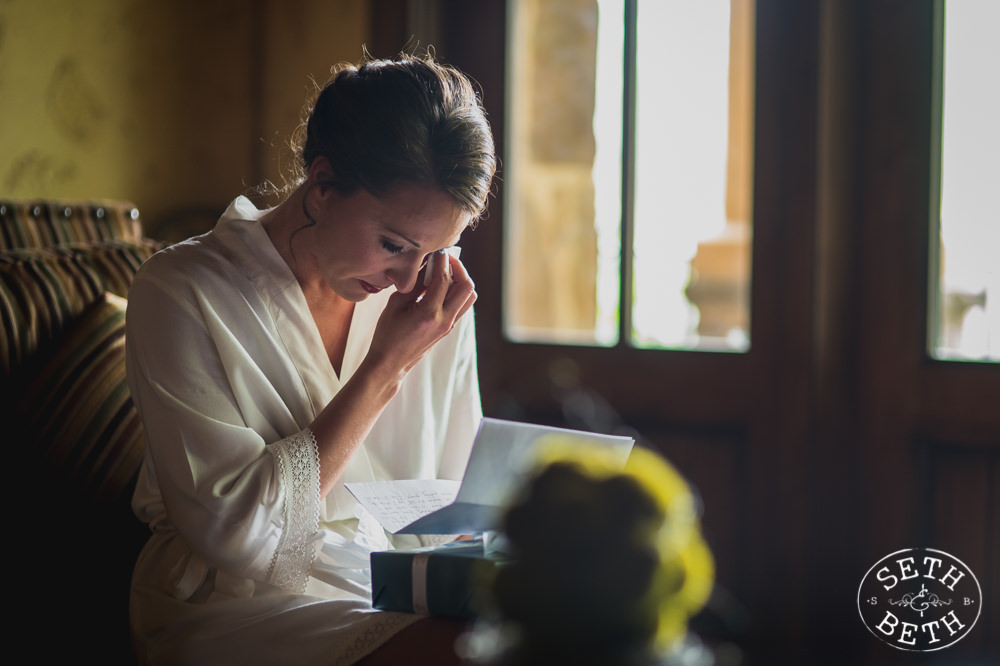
503, 0, 622, 346
632, 0, 753, 352
934, 0, 1000, 362
503, 0, 753, 351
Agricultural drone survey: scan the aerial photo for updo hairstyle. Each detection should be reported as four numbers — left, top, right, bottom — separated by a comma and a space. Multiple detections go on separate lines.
292, 54, 497, 222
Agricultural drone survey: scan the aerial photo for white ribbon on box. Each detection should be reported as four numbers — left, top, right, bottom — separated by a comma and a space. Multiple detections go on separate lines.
411, 553, 431, 615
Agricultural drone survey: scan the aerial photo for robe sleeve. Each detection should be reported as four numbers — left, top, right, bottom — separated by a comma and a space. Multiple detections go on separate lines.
435, 307, 483, 481
126, 264, 320, 593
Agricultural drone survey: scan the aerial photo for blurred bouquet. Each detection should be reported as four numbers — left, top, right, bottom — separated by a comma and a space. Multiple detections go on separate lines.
463, 438, 714, 666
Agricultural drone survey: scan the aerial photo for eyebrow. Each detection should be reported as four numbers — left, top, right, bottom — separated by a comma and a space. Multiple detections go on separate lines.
386, 228, 463, 251
385, 228, 421, 249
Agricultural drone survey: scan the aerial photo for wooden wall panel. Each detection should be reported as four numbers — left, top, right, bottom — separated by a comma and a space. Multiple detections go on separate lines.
633, 426, 752, 650
920, 443, 999, 655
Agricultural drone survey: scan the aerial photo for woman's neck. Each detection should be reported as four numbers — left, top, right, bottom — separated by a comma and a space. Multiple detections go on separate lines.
262, 188, 322, 290
262, 188, 355, 374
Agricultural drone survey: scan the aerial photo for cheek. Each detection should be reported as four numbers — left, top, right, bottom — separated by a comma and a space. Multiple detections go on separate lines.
344, 248, 389, 277
313, 233, 373, 273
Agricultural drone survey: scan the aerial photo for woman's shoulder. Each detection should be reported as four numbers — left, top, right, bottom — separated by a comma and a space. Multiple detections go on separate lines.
135, 231, 233, 289
127, 229, 268, 342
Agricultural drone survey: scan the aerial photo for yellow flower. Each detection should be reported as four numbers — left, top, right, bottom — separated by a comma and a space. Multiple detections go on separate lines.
523, 436, 715, 652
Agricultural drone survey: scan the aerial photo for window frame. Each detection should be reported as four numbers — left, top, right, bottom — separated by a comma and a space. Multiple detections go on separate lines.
378, 1, 1000, 659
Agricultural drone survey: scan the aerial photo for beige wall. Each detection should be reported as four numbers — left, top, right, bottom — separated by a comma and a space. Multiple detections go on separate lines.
0, 0, 369, 239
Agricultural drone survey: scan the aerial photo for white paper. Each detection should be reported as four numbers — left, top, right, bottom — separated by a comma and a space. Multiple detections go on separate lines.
347, 418, 635, 535
346, 479, 460, 534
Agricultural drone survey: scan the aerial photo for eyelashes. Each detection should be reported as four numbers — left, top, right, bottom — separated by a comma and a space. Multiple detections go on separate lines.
381, 239, 427, 270
381, 240, 404, 255
381, 239, 452, 272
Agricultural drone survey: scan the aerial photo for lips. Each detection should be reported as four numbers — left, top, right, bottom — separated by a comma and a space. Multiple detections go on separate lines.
359, 280, 384, 294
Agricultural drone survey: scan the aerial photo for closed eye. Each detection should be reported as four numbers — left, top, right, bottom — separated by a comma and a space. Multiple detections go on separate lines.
381, 240, 404, 255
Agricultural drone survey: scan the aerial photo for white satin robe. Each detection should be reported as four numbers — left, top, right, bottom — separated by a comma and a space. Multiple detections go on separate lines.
125, 197, 481, 665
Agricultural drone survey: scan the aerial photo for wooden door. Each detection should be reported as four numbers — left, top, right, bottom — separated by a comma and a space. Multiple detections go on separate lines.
374, 1, 999, 662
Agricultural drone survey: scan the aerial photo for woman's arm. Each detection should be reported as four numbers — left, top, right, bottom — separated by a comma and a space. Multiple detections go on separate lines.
127, 266, 295, 584
309, 250, 477, 497
126, 248, 474, 589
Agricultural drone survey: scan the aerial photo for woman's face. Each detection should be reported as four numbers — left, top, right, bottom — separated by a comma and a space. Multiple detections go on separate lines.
304, 181, 470, 302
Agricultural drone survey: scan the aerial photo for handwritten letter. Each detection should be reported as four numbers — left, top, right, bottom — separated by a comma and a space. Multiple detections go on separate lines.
346, 480, 461, 534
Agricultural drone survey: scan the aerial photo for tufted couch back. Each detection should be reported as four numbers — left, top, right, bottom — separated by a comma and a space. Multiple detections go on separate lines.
0, 199, 144, 250
1, 198, 163, 663
1, 199, 163, 500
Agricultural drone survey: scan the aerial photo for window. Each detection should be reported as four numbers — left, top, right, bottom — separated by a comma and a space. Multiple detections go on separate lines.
932, 0, 1000, 361
503, 0, 754, 351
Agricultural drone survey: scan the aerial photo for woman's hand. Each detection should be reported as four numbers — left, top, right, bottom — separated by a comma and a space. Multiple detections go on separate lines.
366, 250, 477, 381
310, 250, 476, 497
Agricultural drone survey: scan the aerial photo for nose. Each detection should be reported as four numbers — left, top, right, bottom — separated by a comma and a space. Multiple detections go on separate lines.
386, 254, 425, 294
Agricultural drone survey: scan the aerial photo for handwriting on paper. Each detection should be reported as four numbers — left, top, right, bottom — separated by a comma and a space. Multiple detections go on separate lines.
346, 479, 461, 534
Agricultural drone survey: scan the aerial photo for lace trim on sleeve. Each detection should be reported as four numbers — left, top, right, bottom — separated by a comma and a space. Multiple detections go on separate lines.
265, 428, 321, 593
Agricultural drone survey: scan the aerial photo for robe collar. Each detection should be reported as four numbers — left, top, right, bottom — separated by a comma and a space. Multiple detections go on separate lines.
212, 196, 391, 415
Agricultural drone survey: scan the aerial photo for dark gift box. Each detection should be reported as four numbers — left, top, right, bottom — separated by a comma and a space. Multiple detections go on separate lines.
371, 539, 509, 620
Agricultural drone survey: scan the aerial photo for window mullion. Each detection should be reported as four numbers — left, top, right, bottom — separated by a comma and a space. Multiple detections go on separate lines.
619, 0, 638, 348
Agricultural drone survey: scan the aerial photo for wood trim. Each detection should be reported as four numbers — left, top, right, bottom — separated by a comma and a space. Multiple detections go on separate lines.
436, 1, 1000, 662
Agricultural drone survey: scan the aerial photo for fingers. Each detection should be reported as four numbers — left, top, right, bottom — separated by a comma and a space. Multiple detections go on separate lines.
422, 251, 475, 318
423, 249, 452, 287
452, 287, 478, 327
420, 250, 453, 302
382, 250, 474, 349
372, 253, 475, 376
443, 254, 476, 322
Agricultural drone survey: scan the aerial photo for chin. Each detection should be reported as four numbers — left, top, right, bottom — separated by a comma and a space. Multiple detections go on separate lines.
343, 289, 370, 303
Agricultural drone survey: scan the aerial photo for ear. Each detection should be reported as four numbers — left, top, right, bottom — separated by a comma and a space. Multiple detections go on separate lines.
304, 157, 339, 220
307, 155, 336, 188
